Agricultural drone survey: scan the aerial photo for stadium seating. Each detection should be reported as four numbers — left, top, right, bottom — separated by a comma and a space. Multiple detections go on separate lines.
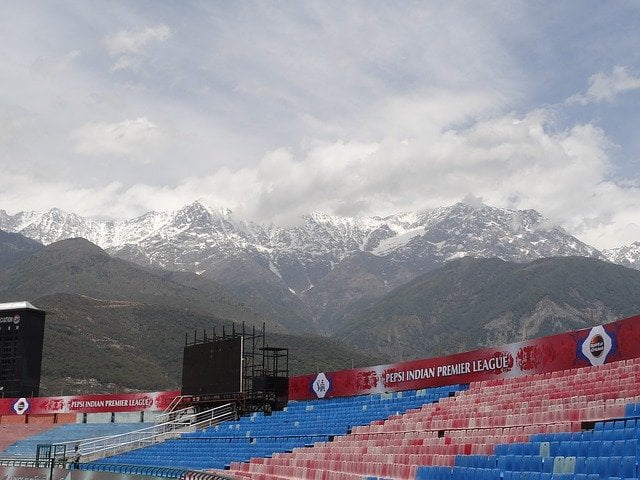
413, 419, 639, 479
0, 423, 56, 454
224, 358, 640, 479
87, 386, 463, 472
0, 423, 153, 458
5, 357, 640, 479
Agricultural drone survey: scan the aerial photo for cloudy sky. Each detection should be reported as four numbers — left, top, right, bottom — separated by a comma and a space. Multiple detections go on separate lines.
1, 1, 640, 249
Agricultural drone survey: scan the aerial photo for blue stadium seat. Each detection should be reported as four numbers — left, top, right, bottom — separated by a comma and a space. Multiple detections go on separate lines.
596, 456, 609, 478
523, 455, 543, 472
624, 403, 636, 417
620, 455, 637, 478
602, 430, 615, 441
82, 384, 465, 473
1, 423, 152, 458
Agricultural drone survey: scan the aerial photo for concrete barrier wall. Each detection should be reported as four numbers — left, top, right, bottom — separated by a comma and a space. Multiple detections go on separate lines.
0, 466, 162, 480
114, 412, 142, 423
86, 412, 112, 423
0, 466, 231, 480
142, 410, 160, 423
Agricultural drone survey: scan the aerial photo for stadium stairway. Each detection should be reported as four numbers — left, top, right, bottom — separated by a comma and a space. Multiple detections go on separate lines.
223, 358, 640, 480
0, 422, 153, 458
83, 386, 464, 472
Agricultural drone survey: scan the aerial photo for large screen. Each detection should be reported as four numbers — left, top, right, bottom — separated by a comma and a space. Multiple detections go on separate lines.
181, 337, 243, 395
0, 307, 46, 397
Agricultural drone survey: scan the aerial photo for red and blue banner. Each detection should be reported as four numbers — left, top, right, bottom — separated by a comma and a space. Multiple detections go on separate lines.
289, 314, 640, 401
0, 390, 180, 416
4, 314, 640, 411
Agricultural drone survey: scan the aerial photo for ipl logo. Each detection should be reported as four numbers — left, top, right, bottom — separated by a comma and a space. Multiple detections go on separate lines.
312, 372, 330, 398
13, 397, 30, 415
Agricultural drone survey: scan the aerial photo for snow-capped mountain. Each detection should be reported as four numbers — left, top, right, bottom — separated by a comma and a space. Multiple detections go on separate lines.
0, 201, 604, 276
0, 201, 612, 333
604, 242, 640, 270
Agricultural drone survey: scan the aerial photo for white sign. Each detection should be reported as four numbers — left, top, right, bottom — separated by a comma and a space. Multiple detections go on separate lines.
312, 372, 330, 398
13, 397, 30, 415
581, 325, 612, 366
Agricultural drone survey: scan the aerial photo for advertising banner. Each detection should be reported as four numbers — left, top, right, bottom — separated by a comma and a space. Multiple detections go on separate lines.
289, 314, 640, 401
0, 390, 180, 416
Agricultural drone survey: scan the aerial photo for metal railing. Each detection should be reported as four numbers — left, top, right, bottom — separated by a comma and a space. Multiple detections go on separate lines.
159, 395, 193, 421
155, 403, 195, 426
0, 459, 235, 480
78, 463, 235, 480
78, 462, 189, 478
0, 458, 39, 467
60, 403, 236, 462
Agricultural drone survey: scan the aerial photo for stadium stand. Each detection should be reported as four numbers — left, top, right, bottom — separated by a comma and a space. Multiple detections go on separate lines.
223, 357, 640, 479
1, 423, 153, 458
86, 386, 463, 472
0, 423, 55, 453
3, 351, 640, 479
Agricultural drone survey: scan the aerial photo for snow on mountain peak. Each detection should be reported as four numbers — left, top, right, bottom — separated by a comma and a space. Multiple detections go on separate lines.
604, 241, 640, 268
0, 201, 621, 288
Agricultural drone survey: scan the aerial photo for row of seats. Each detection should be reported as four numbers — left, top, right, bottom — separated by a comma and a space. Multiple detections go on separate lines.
414, 413, 640, 479
495, 438, 638, 457
0, 423, 55, 454
87, 386, 464, 472
225, 358, 640, 479
1, 423, 153, 457
455, 452, 637, 476
416, 466, 635, 480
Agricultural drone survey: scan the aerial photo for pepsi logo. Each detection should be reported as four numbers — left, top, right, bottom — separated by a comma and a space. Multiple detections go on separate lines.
589, 334, 605, 357
581, 326, 612, 366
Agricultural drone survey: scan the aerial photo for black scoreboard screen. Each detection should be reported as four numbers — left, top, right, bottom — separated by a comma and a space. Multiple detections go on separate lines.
181, 337, 243, 395
0, 303, 46, 398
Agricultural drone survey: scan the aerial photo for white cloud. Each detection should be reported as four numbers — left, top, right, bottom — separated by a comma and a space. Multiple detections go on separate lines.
106, 24, 171, 56
7, 107, 636, 250
105, 24, 171, 71
0, 174, 129, 219
30, 50, 80, 76
70, 117, 161, 158
187, 110, 637, 250
567, 66, 640, 105
2, 2, 640, 252
351, 89, 505, 140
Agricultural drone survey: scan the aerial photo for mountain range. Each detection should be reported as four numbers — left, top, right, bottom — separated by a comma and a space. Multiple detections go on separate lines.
338, 256, 640, 361
2, 201, 640, 393
2, 201, 632, 334
0, 229, 42, 268
0, 238, 381, 394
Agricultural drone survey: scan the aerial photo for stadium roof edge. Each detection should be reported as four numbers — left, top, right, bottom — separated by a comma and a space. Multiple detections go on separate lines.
0, 301, 45, 312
